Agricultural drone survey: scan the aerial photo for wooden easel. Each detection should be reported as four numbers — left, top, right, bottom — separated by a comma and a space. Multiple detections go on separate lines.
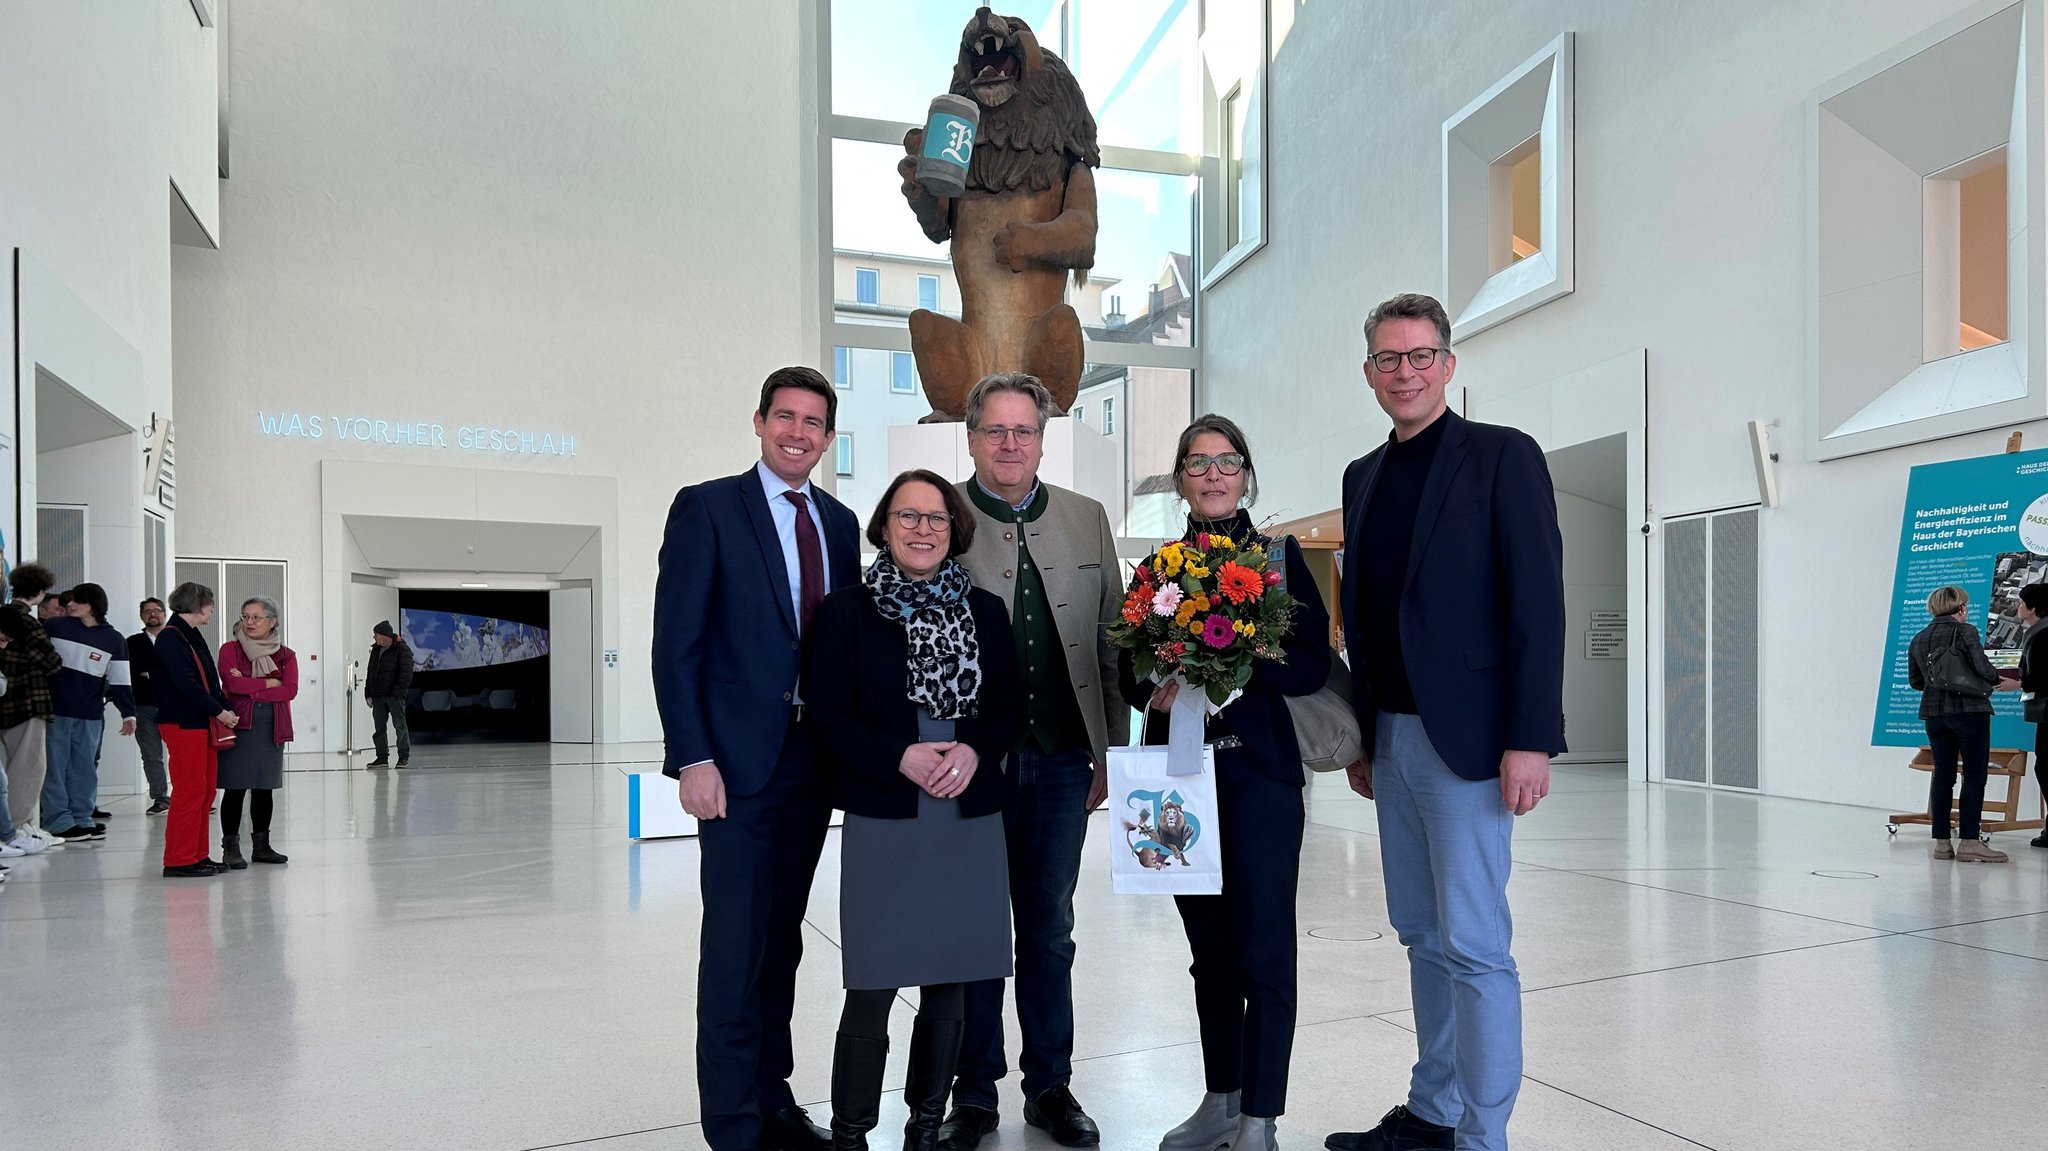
1887, 746, 2046, 838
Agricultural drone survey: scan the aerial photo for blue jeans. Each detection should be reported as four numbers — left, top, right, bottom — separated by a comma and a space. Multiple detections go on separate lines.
1373, 712, 1521, 1151
41, 716, 105, 834
954, 744, 1094, 1108
136, 705, 169, 804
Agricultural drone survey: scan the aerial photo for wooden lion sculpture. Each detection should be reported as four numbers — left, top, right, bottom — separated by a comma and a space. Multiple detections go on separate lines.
896, 6, 1100, 421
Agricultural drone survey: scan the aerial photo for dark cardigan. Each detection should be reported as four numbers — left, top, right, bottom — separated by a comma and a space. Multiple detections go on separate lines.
1118, 533, 1333, 786
152, 615, 235, 731
803, 583, 1025, 819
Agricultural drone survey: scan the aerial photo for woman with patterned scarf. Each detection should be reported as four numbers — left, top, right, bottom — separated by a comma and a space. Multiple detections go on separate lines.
804, 468, 1025, 1151
216, 595, 299, 867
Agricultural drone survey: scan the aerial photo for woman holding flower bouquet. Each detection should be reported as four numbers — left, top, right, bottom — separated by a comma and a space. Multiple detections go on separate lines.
804, 469, 1025, 1151
1114, 415, 1331, 1151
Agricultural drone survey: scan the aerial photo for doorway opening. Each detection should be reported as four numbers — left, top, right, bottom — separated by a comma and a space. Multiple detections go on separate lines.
1546, 432, 1628, 774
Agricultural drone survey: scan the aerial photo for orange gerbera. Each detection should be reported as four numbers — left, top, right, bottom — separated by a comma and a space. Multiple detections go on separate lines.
1121, 591, 1149, 625
1216, 561, 1265, 605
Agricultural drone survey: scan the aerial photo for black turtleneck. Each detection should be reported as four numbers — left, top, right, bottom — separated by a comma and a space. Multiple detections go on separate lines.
1356, 410, 1449, 714
1185, 509, 1257, 545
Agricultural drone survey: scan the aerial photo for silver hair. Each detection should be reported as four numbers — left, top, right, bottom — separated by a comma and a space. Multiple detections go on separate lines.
167, 581, 215, 615
242, 595, 281, 621
964, 372, 1061, 430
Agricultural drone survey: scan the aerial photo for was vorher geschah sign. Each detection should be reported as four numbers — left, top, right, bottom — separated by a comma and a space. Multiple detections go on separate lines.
255, 411, 577, 458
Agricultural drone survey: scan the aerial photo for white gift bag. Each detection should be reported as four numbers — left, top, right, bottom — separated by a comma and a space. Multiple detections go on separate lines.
1106, 745, 1223, 895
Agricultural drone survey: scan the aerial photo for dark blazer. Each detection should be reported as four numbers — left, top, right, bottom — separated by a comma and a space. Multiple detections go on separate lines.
1341, 411, 1566, 780
653, 467, 861, 795
1118, 536, 1332, 786
2019, 621, 2048, 698
152, 615, 234, 731
128, 632, 157, 707
364, 640, 414, 699
803, 584, 1024, 819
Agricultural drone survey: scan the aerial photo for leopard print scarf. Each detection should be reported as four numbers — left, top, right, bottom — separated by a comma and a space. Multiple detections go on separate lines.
865, 552, 982, 720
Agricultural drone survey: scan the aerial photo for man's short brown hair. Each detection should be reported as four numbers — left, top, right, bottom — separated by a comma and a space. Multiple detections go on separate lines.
1363, 293, 1453, 351
756, 366, 838, 432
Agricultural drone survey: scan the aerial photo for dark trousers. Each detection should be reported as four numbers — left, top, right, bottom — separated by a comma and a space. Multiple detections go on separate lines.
1175, 749, 1305, 1118
136, 705, 168, 804
696, 727, 832, 1151
372, 697, 410, 761
1926, 713, 1992, 840
2035, 720, 2048, 815
955, 744, 1093, 1108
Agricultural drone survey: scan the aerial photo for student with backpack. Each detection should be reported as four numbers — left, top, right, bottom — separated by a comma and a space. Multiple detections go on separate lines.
1907, 585, 2017, 862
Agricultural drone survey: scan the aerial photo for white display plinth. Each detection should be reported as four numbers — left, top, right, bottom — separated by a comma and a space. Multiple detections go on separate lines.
887, 416, 1120, 512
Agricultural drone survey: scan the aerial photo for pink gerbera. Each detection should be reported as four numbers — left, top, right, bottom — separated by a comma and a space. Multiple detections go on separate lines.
1200, 614, 1236, 649
1151, 583, 1184, 617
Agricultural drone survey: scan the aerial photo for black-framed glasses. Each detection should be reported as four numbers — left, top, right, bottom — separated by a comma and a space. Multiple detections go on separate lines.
891, 509, 954, 531
1181, 452, 1246, 476
1367, 347, 1448, 373
975, 424, 1040, 447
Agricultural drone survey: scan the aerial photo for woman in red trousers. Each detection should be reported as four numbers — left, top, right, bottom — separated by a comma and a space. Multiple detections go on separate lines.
152, 582, 240, 878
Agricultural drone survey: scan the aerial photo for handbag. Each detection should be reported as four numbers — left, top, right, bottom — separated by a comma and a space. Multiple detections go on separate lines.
1105, 746, 1222, 895
183, 635, 237, 749
1269, 536, 1364, 772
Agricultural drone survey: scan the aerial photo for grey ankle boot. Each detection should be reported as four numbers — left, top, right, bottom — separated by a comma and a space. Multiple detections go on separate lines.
220, 835, 248, 870
1159, 1091, 1240, 1151
1230, 1115, 1276, 1151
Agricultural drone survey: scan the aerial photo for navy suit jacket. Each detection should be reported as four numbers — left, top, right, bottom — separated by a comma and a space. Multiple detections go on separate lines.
653, 467, 862, 794
1341, 411, 1567, 780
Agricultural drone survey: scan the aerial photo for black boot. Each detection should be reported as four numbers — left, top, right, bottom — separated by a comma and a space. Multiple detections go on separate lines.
901, 1016, 963, 1151
220, 835, 248, 870
831, 1032, 891, 1151
251, 833, 288, 865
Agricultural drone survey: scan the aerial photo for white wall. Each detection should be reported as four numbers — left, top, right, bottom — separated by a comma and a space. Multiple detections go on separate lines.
1207, 0, 2021, 809
172, 0, 818, 747
0, 1, 215, 553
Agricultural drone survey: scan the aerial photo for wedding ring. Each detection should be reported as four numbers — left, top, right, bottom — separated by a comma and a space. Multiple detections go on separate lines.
949, 768, 960, 776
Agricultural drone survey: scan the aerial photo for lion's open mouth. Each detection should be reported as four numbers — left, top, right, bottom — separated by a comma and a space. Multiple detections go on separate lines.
969, 32, 1022, 88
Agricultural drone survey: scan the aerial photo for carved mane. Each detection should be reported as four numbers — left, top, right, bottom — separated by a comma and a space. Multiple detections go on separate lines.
951, 17, 1101, 195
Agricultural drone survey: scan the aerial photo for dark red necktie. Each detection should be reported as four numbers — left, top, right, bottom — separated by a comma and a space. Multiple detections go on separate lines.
783, 490, 824, 634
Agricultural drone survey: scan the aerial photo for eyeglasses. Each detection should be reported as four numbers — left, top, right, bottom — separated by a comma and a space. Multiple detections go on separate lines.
1367, 347, 1449, 373
1181, 452, 1247, 476
890, 509, 954, 531
240, 613, 274, 623
975, 425, 1040, 447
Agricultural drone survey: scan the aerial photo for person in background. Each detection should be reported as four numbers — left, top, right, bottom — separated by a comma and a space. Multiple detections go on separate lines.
805, 469, 1024, 1151
217, 596, 297, 867
41, 583, 135, 843
2011, 582, 2048, 851
37, 592, 65, 623
0, 606, 38, 865
0, 562, 66, 852
131, 598, 170, 814
1907, 584, 2015, 863
1122, 417, 1330, 1151
364, 620, 414, 769
153, 582, 240, 878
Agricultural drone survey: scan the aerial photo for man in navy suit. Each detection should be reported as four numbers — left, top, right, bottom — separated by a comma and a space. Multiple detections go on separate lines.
654, 366, 862, 1151
1325, 295, 1565, 1151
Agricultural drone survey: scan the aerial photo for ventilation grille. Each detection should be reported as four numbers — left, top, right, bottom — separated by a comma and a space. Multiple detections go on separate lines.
1662, 509, 1761, 791
1711, 510, 1760, 789
35, 506, 87, 590
1663, 518, 1708, 783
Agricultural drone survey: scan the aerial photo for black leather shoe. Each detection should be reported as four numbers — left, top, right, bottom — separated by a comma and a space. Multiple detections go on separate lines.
1325, 1105, 1454, 1151
2031, 833, 2047, 848
162, 862, 218, 878
1023, 1087, 1099, 1147
761, 1106, 832, 1151
935, 1105, 999, 1151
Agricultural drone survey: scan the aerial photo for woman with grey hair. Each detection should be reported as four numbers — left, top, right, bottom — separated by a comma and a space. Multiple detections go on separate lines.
216, 595, 298, 866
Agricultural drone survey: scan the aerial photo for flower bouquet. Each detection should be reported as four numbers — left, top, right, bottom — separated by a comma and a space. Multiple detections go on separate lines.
1108, 531, 1298, 708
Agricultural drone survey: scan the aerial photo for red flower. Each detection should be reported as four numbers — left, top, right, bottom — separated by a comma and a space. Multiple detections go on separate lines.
1263, 569, 1284, 586
1195, 532, 1211, 550
1200, 614, 1236, 649
1217, 561, 1264, 605
1121, 591, 1149, 625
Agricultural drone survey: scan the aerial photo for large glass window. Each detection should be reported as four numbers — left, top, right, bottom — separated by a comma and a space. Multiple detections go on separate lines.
825, 0, 1200, 536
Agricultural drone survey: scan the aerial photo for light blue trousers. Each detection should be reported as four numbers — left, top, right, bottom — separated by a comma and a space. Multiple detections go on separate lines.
1373, 712, 1521, 1151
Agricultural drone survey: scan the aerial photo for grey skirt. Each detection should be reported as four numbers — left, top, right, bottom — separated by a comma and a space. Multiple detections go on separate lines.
838, 713, 1012, 990
216, 703, 285, 790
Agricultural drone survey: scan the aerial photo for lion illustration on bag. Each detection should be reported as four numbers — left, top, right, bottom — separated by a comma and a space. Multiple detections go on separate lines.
896, 6, 1100, 420
1123, 790, 1201, 869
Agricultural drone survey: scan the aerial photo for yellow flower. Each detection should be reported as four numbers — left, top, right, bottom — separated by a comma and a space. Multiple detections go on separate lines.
1187, 620, 1204, 635
1187, 564, 1211, 579
1237, 622, 1257, 637
1157, 545, 1186, 578
1243, 547, 1266, 565
1191, 594, 1212, 613
1212, 537, 1236, 553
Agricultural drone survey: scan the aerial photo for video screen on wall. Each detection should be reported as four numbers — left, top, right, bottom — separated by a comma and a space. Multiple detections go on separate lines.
395, 590, 552, 742
399, 609, 551, 671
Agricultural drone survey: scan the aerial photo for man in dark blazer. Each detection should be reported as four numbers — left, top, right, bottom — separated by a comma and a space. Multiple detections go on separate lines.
653, 366, 862, 1151
1325, 294, 1565, 1151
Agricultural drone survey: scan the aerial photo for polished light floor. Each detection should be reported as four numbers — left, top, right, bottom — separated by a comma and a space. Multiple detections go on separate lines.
1, 746, 2043, 1150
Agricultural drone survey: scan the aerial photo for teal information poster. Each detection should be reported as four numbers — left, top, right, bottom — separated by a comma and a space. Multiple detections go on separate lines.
1873, 448, 2048, 747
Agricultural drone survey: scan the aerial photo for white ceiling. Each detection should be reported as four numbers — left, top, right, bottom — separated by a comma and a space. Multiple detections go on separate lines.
1546, 433, 1627, 510
36, 366, 130, 454
344, 515, 598, 576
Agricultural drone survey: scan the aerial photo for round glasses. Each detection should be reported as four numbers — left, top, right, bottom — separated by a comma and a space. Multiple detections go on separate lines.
1367, 347, 1448, 373
891, 509, 954, 531
1181, 452, 1246, 476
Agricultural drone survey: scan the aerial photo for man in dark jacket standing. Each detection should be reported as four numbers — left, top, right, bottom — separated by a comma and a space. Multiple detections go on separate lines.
130, 597, 170, 814
365, 621, 413, 768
